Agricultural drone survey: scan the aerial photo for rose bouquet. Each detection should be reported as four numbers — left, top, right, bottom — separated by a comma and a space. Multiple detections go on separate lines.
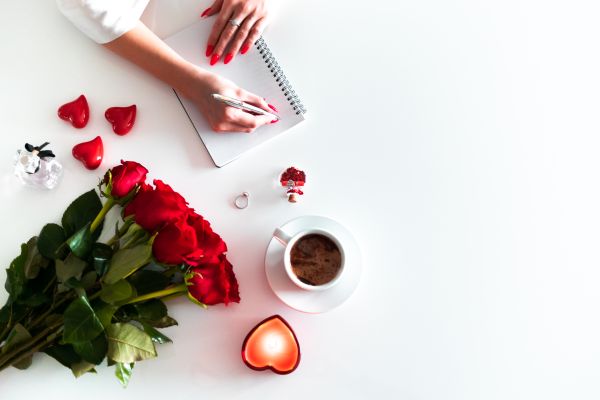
0, 161, 239, 385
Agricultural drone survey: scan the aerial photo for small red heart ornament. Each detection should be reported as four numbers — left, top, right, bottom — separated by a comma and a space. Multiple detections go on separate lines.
241, 315, 300, 374
58, 95, 90, 128
72, 136, 103, 170
105, 105, 137, 135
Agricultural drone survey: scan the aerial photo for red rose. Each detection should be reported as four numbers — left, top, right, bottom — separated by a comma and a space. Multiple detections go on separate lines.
187, 212, 227, 264
106, 160, 148, 198
153, 212, 227, 267
187, 254, 240, 305
124, 180, 188, 232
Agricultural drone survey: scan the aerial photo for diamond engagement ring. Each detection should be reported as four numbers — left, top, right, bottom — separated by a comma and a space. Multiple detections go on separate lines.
229, 19, 242, 27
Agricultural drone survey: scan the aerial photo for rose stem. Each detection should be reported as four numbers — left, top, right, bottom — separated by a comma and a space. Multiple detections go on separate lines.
0, 321, 63, 371
90, 198, 116, 234
124, 284, 188, 305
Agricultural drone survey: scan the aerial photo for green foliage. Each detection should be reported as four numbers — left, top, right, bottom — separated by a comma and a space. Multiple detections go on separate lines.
114, 362, 134, 387
55, 255, 86, 293
37, 223, 67, 260
61, 189, 103, 239
66, 223, 94, 259
128, 270, 170, 295
134, 300, 167, 323
94, 303, 119, 329
23, 237, 49, 280
73, 334, 107, 365
100, 280, 134, 304
4, 244, 27, 303
62, 295, 104, 344
103, 244, 152, 285
92, 243, 113, 277
140, 322, 172, 344
2, 324, 32, 369
106, 323, 157, 363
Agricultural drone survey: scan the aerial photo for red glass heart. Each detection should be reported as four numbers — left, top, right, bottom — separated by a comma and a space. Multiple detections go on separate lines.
105, 105, 137, 135
72, 136, 103, 170
58, 95, 89, 128
241, 315, 300, 374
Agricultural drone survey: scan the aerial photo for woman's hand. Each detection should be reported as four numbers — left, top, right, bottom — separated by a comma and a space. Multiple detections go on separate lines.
201, 0, 270, 65
183, 67, 277, 133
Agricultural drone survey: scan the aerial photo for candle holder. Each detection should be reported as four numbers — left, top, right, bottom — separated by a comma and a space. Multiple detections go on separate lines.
241, 315, 300, 374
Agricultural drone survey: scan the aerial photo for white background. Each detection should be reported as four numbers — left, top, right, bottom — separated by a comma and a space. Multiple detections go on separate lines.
1, 0, 600, 398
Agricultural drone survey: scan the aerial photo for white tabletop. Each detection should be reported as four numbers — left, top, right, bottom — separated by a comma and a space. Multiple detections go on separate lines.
2, 0, 600, 398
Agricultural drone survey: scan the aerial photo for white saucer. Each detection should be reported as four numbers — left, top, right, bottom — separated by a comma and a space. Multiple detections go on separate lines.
265, 216, 362, 313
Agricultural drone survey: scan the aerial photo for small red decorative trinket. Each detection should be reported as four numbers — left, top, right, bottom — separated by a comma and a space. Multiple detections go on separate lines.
241, 315, 300, 374
72, 136, 103, 170
58, 94, 90, 128
280, 167, 306, 203
105, 104, 137, 135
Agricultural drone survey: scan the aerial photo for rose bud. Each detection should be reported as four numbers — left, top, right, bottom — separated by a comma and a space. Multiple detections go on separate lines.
104, 160, 148, 199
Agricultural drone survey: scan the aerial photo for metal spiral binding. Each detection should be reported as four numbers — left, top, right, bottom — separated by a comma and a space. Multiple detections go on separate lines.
255, 37, 307, 115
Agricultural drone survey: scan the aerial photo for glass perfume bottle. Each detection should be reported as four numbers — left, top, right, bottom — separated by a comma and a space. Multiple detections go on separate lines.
14, 143, 63, 190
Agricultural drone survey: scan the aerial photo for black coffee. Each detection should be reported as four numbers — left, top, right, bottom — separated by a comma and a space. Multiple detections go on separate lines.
290, 234, 342, 286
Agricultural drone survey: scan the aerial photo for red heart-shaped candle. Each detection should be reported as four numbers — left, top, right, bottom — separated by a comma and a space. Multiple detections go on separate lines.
242, 315, 300, 374
105, 105, 137, 135
72, 136, 103, 170
58, 95, 89, 128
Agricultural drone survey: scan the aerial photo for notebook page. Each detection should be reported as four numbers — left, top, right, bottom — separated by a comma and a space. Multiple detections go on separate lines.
165, 21, 306, 167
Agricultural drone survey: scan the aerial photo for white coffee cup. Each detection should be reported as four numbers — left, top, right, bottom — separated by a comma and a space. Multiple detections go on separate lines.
273, 227, 345, 291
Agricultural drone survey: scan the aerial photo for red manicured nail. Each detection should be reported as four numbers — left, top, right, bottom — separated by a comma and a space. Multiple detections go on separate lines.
268, 104, 278, 113
224, 53, 234, 64
241, 44, 251, 54
200, 7, 211, 18
210, 54, 220, 66
206, 45, 214, 57
271, 119, 279, 124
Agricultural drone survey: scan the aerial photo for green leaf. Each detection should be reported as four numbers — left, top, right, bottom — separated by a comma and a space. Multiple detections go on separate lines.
145, 315, 178, 329
66, 223, 94, 259
71, 360, 97, 378
80, 271, 97, 290
44, 344, 80, 368
115, 362, 134, 387
4, 244, 27, 303
55, 254, 86, 292
140, 322, 172, 344
106, 323, 156, 363
103, 244, 152, 285
16, 292, 49, 307
128, 270, 170, 295
100, 280, 134, 304
134, 299, 167, 322
119, 223, 149, 249
73, 334, 107, 365
95, 303, 118, 329
63, 295, 104, 344
23, 236, 49, 279
62, 189, 103, 238
37, 223, 67, 260
92, 243, 113, 277
2, 323, 32, 369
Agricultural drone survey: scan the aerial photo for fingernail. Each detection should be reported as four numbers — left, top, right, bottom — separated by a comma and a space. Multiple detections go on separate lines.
205, 45, 214, 57
271, 119, 279, 124
268, 104, 279, 113
241, 44, 251, 54
210, 54, 220, 66
224, 53, 234, 64
200, 7, 211, 18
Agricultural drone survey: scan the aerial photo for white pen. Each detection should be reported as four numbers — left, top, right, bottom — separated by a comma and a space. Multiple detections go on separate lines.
211, 93, 280, 121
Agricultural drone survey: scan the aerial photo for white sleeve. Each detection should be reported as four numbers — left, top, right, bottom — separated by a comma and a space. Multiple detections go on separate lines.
56, 0, 150, 44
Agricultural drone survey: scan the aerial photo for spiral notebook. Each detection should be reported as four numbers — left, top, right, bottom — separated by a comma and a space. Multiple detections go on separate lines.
165, 21, 307, 167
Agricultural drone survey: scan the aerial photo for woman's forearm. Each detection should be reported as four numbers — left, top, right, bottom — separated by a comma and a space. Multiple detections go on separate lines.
103, 22, 205, 99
